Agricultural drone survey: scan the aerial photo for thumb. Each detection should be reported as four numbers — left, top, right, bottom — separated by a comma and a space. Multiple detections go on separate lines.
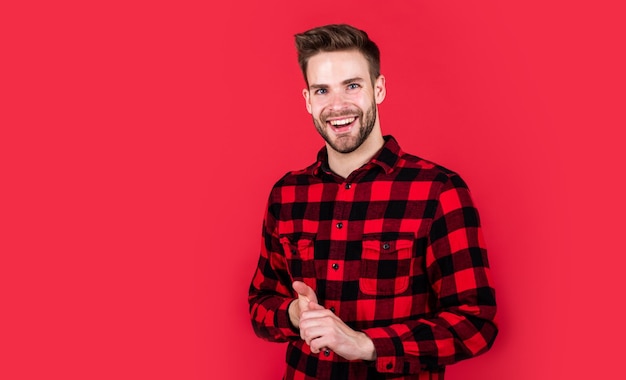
292, 281, 318, 304
307, 301, 325, 311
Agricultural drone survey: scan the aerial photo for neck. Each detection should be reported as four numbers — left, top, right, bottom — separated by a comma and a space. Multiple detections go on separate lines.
327, 128, 385, 179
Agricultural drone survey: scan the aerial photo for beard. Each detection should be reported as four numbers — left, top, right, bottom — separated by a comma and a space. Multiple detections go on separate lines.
312, 98, 377, 154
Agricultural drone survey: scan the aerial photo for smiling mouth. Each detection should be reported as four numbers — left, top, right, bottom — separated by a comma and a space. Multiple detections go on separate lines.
329, 117, 356, 126
326, 116, 357, 133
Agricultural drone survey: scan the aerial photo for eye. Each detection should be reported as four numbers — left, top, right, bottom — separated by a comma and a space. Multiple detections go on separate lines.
347, 83, 361, 90
314, 88, 327, 95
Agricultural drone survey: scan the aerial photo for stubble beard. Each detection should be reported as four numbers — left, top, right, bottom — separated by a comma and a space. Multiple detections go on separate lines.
313, 99, 377, 154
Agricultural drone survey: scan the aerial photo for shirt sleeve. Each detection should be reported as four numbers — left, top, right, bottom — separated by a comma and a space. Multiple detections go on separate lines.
363, 173, 498, 374
248, 196, 300, 342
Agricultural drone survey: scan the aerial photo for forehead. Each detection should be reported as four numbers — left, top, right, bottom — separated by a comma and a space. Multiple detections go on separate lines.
306, 50, 370, 85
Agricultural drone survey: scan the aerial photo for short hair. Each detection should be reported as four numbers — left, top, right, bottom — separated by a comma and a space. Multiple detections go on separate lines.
294, 24, 381, 85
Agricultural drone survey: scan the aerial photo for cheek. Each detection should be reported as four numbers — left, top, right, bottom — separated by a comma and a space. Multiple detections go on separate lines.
309, 104, 325, 118
346, 93, 369, 107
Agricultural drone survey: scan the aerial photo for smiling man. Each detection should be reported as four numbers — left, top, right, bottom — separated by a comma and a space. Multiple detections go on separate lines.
249, 24, 498, 379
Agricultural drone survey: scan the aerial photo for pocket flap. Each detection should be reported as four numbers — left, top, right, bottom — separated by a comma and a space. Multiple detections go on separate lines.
362, 238, 413, 252
279, 234, 315, 260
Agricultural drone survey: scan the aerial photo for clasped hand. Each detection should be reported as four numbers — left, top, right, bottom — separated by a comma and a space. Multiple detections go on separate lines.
289, 281, 376, 361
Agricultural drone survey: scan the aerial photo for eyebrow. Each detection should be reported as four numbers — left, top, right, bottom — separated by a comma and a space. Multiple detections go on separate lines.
309, 77, 366, 90
342, 77, 365, 85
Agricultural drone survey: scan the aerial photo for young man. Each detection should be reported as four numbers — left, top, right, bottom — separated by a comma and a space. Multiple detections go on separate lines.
248, 24, 497, 379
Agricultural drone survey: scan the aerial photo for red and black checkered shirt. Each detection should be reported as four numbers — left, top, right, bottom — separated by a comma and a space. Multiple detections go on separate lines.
249, 136, 497, 379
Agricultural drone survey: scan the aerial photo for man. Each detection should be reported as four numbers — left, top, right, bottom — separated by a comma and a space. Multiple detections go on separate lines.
248, 24, 497, 379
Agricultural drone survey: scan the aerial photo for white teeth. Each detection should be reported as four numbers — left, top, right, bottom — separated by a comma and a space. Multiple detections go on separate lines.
329, 117, 355, 126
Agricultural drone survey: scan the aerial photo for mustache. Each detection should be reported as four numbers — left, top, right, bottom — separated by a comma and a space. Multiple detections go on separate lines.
321, 108, 363, 121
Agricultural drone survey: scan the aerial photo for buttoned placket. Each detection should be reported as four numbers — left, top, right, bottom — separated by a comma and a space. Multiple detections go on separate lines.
327, 180, 353, 279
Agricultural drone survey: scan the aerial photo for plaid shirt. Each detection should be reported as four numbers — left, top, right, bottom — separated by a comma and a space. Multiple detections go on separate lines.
249, 136, 497, 379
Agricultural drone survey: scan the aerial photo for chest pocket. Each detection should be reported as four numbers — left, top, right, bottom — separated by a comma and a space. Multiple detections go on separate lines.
360, 236, 414, 296
279, 234, 316, 282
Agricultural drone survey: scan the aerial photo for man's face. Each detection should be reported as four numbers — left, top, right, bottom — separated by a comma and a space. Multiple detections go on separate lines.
303, 50, 386, 154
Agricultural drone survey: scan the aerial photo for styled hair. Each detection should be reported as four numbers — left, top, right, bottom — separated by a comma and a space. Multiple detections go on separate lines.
294, 24, 381, 85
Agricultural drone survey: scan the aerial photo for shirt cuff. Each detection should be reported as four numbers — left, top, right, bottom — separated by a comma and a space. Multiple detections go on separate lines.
363, 327, 404, 373
275, 298, 300, 338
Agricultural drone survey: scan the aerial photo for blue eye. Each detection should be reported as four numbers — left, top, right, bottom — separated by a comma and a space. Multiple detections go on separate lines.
315, 88, 327, 95
347, 83, 360, 90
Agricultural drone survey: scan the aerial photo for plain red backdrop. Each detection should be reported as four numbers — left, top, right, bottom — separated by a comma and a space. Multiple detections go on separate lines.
1, 1, 624, 379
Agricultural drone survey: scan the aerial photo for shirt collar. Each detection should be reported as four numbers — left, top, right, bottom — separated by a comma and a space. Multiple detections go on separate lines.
312, 135, 403, 176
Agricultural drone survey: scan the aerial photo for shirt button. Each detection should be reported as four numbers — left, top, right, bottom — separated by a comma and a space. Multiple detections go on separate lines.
332, 263, 339, 270
330, 306, 335, 313
324, 349, 331, 357
386, 362, 393, 369
382, 243, 390, 250
336, 222, 343, 229
345, 183, 351, 189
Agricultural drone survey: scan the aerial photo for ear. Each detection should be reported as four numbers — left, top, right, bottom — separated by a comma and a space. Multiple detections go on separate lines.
374, 75, 386, 104
302, 88, 312, 114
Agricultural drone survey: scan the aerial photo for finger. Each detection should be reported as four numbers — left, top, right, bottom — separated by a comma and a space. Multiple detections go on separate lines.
310, 343, 327, 355
301, 328, 321, 346
300, 309, 334, 322
308, 301, 325, 311
309, 336, 329, 354
300, 302, 326, 320
292, 281, 318, 304
309, 341, 320, 354
292, 281, 310, 302
300, 325, 328, 346
310, 336, 331, 356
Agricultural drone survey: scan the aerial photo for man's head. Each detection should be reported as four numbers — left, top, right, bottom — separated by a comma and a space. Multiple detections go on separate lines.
295, 24, 381, 86
295, 24, 386, 156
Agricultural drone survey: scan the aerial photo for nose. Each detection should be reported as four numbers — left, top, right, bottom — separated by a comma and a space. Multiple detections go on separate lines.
328, 91, 347, 111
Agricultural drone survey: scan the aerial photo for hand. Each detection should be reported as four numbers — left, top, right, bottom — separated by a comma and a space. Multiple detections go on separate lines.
288, 281, 319, 328
299, 302, 377, 361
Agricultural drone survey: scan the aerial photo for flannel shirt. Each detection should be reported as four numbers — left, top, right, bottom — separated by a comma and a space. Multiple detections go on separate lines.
249, 136, 497, 379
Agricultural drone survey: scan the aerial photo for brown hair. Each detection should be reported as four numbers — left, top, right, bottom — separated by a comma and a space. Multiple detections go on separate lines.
295, 24, 381, 85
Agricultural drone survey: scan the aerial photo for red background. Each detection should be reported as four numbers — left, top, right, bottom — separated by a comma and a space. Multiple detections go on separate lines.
1, 1, 624, 379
